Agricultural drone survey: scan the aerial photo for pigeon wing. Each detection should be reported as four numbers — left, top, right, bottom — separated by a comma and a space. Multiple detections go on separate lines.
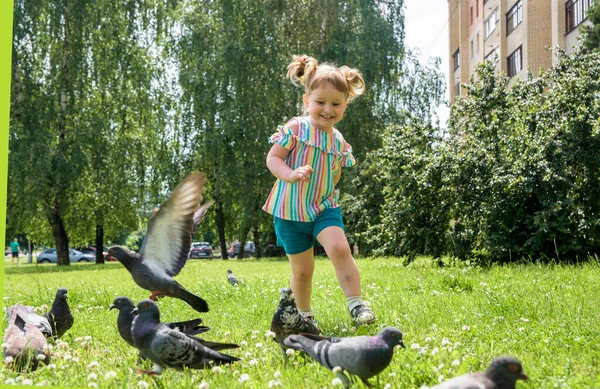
140, 172, 207, 277
430, 373, 491, 389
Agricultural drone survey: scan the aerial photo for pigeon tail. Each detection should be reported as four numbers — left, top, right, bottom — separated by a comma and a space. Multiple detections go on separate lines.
174, 287, 209, 313
195, 339, 239, 351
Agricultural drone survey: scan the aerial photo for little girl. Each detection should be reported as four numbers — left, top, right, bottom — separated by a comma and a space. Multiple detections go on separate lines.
263, 55, 376, 326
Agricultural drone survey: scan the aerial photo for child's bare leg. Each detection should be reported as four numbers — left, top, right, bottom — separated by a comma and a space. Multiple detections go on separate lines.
316, 226, 361, 297
288, 247, 315, 312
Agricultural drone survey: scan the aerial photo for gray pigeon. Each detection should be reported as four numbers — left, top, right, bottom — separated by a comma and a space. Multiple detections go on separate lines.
430, 356, 528, 389
130, 299, 240, 374
14, 306, 52, 338
283, 326, 405, 387
44, 288, 74, 338
270, 288, 320, 357
107, 172, 214, 313
109, 296, 210, 355
227, 270, 240, 286
3, 304, 50, 371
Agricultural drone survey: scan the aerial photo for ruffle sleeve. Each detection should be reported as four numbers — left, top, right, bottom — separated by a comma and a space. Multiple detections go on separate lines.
338, 142, 356, 167
268, 125, 297, 150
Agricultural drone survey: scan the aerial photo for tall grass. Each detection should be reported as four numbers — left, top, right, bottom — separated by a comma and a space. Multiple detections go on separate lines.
2, 257, 600, 388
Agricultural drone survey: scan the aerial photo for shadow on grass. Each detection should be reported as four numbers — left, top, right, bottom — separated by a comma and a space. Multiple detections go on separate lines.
4, 256, 291, 276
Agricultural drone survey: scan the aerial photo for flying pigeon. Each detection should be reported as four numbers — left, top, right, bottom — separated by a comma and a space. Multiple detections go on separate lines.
227, 270, 240, 286
3, 304, 50, 371
430, 356, 528, 389
283, 326, 405, 387
44, 288, 74, 338
270, 288, 320, 357
107, 172, 214, 313
110, 296, 210, 352
130, 299, 240, 374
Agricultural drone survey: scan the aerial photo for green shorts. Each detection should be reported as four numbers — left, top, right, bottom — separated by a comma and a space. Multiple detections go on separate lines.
274, 207, 345, 255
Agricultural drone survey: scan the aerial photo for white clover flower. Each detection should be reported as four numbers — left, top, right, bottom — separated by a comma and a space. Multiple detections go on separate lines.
518, 327, 525, 332
35, 380, 50, 386
87, 373, 98, 381
453, 342, 461, 349
452, 359, 460, 367
332, 366, 342, 373
137, 381, 149, 389
274, 371, 281, 378
22, 379, 33, 386
410, 343, 421, 350
211, 366, 224, 374
244, 351, 253, 358
64, 353, 73, 362
265, 331, 276, 339
4, 356, 14, 364
286, 348, 295, 356
73, 357, 80, 363
75, 337, 83, 342
384, 384, 391, 389
437, 363, 445, 370
424, 337, 432, 343
239, 373, 250, 383
480, 282, 487, 286
431, 348, 439, 356
198, 381, 209, 389
57, 341, 69, 349
47, 363, 57, 370
240, 340, 248, 347
389, 372, 397, 377
223, 331, 231, 337
462, 325, 470, 331
438, 375, 445, 383
441, 337, 451, 346
105, 371, 117, 380
249, 359, 258, 366
268, 380, 280, 388
84, 336, 92, 341
520, 317, 529, 322
87, 361, 100, 370
332, 378, 344, 386
255, 342, 263, 348
88, 384, 98, 389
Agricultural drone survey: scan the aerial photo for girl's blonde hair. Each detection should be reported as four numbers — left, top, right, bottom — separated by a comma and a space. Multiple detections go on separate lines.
286, 55, 365, 102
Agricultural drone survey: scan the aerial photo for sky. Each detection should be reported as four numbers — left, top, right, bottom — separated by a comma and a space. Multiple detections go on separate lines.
403, 0, 450, 125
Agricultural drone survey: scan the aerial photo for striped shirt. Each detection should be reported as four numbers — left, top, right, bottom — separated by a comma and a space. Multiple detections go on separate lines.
263, 117, 356, 222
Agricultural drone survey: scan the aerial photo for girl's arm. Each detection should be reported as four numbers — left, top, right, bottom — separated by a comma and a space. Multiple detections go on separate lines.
333, 166, 342, 186
266, 144, 313, 183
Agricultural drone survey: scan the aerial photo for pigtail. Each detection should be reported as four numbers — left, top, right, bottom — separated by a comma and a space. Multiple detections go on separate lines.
287, 55, 318, 87
340, 66, 365, 101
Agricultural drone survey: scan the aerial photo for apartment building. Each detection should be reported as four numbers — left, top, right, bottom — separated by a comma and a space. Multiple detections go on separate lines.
449, 0, 595, 103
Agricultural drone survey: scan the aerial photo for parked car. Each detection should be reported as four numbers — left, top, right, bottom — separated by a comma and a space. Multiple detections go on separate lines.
77, 245, 110, 259
227, 242, 256, 258
188, 242, 214, 259
37, 248, 96, 264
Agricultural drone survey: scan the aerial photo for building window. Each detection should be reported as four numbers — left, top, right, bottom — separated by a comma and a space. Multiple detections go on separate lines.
471, 6, 474, 25
476, 0, 480, 16
507, 46, 522, 77
566, 0, 594, 33
485, 47, 500, 64
453, 49, 460, 71
477, 33, 480, 52
471, 40, 474, 58
507, 1, 523, 35
485, 8, 499, 38
454, 82, 461, 98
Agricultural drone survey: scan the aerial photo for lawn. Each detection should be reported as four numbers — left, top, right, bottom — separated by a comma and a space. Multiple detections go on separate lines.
2, 256, 600, 388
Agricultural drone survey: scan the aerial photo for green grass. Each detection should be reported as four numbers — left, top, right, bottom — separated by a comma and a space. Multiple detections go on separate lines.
2, 257, 600, 388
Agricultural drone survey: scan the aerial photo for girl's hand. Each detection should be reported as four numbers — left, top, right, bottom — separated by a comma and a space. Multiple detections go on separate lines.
288, 165, 313, 183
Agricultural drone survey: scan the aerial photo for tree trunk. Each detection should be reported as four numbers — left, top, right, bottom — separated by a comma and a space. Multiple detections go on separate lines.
47, 205, 70, 266
253, 225, 261, 258
213, 163, 228, 259
95, 224, 105, 264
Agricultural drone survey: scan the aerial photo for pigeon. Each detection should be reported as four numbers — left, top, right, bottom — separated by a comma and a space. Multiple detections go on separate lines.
110, 296, 210, 352
12, 306, 53, 338
283, 326, 405, 387
3, 304, 50, 371
130, 299, 240, 374
429, 356, 528, 389
227, 270, 240, 286
44, 288, 74, 338
107, 172, 214, 313
270, 288, 320, 357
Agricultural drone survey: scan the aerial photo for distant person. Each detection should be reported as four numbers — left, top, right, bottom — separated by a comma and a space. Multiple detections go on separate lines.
263, 55, 376, 326
10, 238, 21, 266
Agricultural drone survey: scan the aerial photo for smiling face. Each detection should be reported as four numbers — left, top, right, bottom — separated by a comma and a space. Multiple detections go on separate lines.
303, 82, 348, 133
